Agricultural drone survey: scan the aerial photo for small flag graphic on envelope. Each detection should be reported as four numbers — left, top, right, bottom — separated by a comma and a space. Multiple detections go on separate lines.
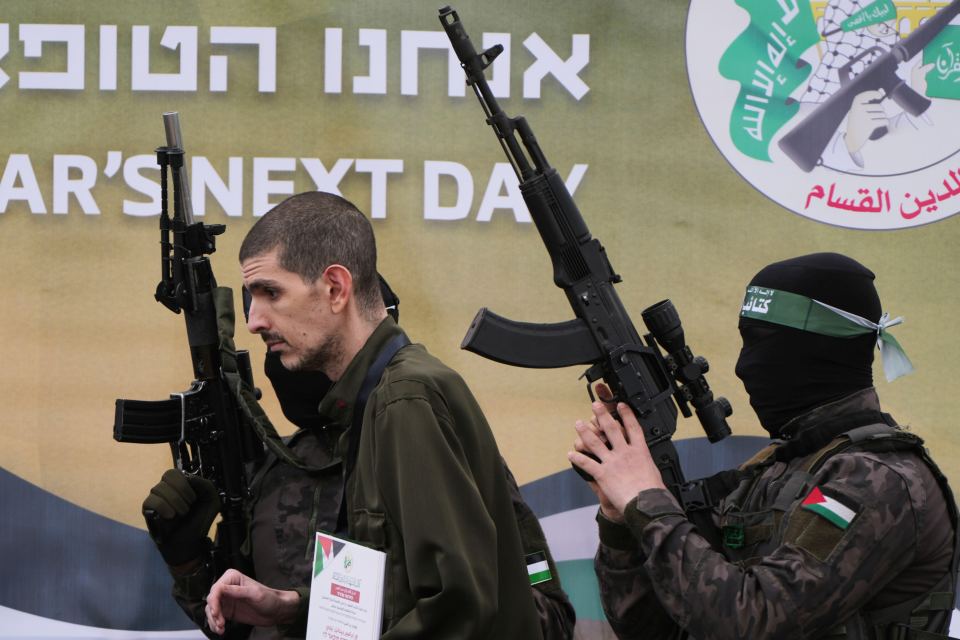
313, 533, 345, 577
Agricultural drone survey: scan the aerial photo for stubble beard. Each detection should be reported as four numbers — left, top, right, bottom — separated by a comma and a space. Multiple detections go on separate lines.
288, 332, 344, 375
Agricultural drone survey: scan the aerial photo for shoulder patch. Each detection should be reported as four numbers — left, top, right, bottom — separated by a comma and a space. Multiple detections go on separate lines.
801, 486, 859, 530
785, 487, 860, 562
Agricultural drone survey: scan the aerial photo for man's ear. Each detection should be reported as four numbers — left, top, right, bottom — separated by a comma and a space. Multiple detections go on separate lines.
322, 264, 353, 313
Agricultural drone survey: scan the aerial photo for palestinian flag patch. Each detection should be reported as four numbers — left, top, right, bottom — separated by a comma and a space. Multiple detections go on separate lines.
526, 551, 552, 585
801, 487, 858, 530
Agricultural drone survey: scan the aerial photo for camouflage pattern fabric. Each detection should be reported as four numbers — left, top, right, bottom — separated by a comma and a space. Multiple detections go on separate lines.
247, 429, 342, 595
171, 427, 343, 640
595, 388, 956, 640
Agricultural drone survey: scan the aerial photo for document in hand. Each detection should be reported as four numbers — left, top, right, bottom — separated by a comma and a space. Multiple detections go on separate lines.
306, 531, 386, 640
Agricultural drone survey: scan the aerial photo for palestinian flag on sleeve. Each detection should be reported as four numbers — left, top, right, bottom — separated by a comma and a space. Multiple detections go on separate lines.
526, 551, 552, 585
801, 487, 858, 530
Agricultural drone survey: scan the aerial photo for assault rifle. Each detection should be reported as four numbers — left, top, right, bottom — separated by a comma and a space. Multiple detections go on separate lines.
439, 8, 733, 530
114, 113, 264, 583
779, 0, 960, 172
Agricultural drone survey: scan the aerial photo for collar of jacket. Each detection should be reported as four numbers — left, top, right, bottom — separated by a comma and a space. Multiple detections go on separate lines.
316, 316, 405, 431
778, 387, 882, 441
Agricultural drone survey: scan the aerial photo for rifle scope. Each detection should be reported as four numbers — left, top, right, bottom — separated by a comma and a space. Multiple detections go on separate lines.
642, 299, 732, 443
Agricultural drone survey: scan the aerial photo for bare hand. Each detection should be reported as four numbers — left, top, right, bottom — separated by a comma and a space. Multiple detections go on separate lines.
568, 401, 666, 515
205, 569, 300, 634
911, 61, 934, 98
574, 384, 624, 521
844, 89, 888, 155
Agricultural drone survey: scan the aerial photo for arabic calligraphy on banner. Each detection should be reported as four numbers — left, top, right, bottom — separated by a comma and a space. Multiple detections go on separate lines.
687, 0, 960, 230
805, 167, 960, 218
934, 45, 960, 81
925, 25, 960, 97
841, 0, 897, 31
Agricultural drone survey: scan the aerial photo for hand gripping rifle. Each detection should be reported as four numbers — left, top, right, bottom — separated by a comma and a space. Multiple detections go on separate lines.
779, 0, 960, 172
114, 113, 265, 582
439, 7, 733, 539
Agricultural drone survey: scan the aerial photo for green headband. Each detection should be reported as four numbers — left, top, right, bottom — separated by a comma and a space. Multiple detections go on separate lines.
740, 286, 913, 382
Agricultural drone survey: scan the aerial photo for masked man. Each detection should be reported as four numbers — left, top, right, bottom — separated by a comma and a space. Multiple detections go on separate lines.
570, 252, 958, 640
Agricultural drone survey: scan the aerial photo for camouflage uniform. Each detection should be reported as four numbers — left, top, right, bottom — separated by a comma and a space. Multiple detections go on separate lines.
595, 388, 957, 640
171, 427, 342, 640
172, 317, 573, 639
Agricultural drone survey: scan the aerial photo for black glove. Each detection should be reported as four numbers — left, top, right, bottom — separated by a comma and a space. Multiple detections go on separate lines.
142, 469, 221, 567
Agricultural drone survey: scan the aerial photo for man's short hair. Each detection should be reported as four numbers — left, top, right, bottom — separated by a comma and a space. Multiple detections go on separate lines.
239, 192, 381, 314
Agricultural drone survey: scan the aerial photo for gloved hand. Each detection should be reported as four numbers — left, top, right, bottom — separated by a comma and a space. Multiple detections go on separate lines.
142, 469, 221, 567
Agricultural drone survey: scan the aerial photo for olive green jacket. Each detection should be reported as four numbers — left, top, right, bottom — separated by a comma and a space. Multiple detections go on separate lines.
310, 317, 543, 639
170, 315, 570, 639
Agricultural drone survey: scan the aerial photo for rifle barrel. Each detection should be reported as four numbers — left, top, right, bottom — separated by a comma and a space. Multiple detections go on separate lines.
896, 0, 960, 61
162, 112, 195, 225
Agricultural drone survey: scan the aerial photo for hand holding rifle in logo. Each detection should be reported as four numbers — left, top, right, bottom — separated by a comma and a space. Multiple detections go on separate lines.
780, 0, 960, 172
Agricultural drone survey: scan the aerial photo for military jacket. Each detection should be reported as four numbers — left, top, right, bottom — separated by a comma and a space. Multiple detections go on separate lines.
300, 317, 544, 639
595, 388, 956, 640
170, 317, 573, 639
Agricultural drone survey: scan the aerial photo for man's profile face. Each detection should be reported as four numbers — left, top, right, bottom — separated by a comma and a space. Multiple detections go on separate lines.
241, 248, 341, 374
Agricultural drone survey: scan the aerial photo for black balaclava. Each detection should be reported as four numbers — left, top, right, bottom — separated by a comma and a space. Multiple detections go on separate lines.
734, 253, 881, 437
263, 355, 332, 430
252, 273, 400, 430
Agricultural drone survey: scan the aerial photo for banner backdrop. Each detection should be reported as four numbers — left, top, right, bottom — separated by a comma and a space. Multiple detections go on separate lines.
1, 1, 959, 637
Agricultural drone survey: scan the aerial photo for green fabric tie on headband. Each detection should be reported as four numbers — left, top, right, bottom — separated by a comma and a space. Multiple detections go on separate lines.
740, 286, 914, 382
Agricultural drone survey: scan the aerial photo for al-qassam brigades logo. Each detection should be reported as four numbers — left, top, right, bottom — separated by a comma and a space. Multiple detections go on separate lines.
686, 0, 960, 229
